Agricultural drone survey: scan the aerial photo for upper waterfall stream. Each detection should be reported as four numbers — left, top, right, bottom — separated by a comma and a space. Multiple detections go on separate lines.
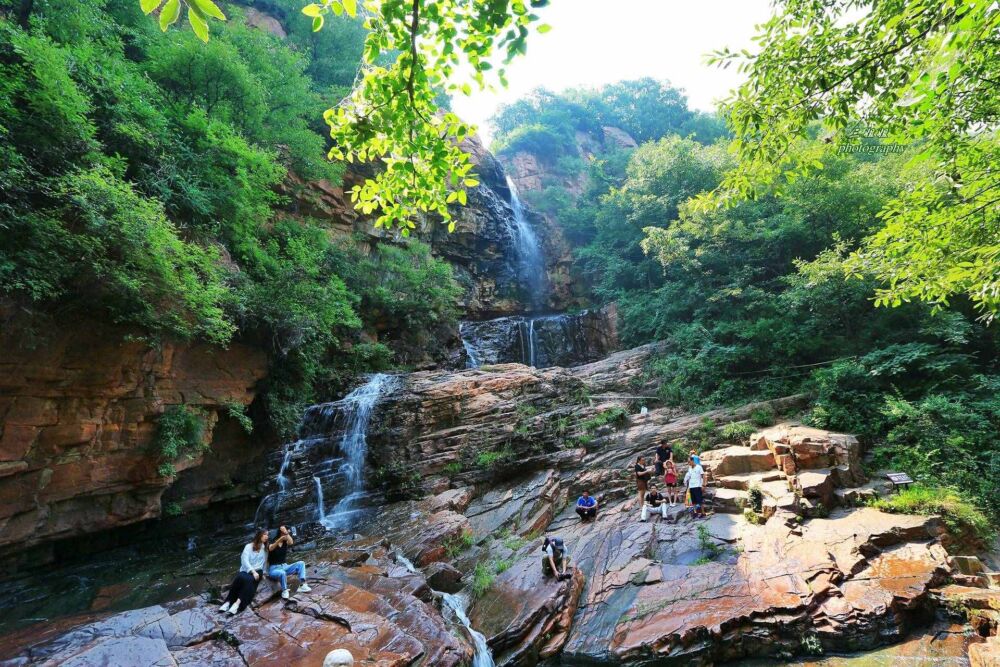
506, 176, 548, 310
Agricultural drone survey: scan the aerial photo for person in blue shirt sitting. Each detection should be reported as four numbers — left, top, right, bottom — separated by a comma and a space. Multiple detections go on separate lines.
575, 490, 598, 521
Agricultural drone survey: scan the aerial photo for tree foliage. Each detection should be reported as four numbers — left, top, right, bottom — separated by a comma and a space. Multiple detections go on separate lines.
141, 0, 551, 232
1, 0, 463, 436
705, 0, 1000, 320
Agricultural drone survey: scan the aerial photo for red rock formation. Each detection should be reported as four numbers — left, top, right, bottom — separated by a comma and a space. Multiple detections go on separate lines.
0, 552, 473, 666
0, 321, 268, 556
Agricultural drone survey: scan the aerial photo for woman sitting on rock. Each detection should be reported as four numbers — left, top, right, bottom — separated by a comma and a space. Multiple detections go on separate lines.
219, 528, 269, 615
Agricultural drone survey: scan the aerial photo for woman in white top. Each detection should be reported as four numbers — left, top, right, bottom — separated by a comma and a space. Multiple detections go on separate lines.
219, 529, 269, 615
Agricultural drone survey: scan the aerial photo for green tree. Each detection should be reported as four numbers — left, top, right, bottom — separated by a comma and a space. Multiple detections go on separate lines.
139, 0, 551, 231
705, 0, 1000, 320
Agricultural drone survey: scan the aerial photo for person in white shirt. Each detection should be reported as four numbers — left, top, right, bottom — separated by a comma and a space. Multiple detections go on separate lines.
684, 455, 706, 518
219, 529, 269, 615
541, 536, 571, 580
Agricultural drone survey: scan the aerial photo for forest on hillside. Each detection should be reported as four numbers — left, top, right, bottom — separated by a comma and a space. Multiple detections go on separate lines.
0, 0, 461, 435
492, 82, 1000, 523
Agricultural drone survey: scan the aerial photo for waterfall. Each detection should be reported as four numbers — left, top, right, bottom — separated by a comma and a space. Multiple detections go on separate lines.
459, 321, 481, 369
441, 593, 495, 667
395, 552, 417, 573
314, 373, 397, 532
505, 176, 547, 309
314, 476, 325, 520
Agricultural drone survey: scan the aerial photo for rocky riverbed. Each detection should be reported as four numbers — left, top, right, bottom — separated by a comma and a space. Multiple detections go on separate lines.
1, 348, 997, 666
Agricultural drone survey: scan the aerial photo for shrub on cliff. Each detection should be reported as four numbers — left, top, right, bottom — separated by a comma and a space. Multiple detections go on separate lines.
154, 406, 207, 478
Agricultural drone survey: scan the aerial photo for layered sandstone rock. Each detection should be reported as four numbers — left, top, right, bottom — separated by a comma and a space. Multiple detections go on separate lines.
0, 322, 268, 558
467, 477, 950, 665
0, 552, 473, 667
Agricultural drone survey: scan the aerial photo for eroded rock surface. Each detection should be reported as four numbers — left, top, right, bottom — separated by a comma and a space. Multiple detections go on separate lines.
0, 320, 268, 557
468, 476, 950, 666
0, 554, 472, 667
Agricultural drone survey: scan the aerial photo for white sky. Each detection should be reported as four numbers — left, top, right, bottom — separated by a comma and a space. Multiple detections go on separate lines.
451, 0, 774, 144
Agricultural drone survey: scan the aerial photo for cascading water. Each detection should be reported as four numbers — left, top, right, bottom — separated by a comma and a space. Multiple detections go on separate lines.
253, 373, 397, 532
459, 321, 481, 369
314, 373, 397, 532
441, 593, 495, 667
505, 176, 547, 310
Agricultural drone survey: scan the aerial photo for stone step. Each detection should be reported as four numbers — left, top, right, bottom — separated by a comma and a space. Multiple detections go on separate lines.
717, 471, 784, 491
699, 446, 776, 477
711, 488, 749, 514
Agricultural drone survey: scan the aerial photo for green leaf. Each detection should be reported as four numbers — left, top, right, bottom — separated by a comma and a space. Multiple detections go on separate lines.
159, 0, 181, 31
140, 0, 163, 15
342, 0, 357, 17
190, 0, 226, 20
301, 3, 323, 17
537, 24, 552, 33
188, 6, 209, 41
312, 15, 324, 31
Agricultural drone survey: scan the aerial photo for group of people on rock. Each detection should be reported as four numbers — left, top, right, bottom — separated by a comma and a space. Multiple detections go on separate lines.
219, 524, 311, 615
571, 441, 708, 527
551, 443, 708, 579
634, 443, 707, 519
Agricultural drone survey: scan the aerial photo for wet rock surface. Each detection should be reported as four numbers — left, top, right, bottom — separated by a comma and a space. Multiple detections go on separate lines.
0, 553, 473, 667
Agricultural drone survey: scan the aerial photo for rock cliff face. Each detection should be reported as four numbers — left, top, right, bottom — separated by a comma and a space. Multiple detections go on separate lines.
0, 320, 268, 560
281, 135, 565, 319
459, 305, 619, 369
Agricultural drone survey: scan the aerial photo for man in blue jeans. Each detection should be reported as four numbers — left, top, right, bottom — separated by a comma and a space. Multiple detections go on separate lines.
268, 525, 311, 599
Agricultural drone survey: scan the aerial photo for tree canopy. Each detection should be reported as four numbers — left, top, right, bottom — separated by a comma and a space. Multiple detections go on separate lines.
706, 0, 1000, 320
140, 0, 552, 232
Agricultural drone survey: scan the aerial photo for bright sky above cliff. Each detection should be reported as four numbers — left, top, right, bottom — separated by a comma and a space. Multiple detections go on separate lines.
451, 0, 773, 145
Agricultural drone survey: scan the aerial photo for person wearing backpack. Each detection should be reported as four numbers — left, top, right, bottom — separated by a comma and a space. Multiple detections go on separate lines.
541, 536, 571, 580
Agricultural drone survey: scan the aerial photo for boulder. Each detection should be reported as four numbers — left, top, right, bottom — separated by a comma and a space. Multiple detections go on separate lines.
699, 446, 776, 476
795, 469, 836, 508
753, 423, 865, 485
425, 562, 465, 594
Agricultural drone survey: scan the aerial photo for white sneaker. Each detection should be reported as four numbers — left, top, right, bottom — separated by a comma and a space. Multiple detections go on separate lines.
298, 583, 312, 593
219, 602, 231, 613
281, 589, 290, 600
228, 601, 240, 615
